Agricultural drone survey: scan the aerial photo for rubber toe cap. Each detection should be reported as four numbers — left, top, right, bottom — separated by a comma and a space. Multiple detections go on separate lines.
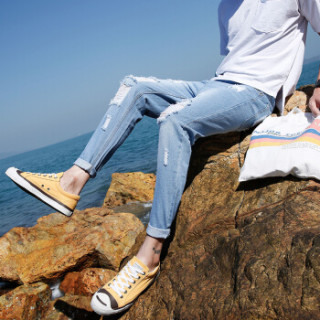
91, 291, 113, 315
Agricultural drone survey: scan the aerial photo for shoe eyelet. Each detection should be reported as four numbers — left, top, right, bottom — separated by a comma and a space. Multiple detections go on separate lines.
47, 188, 50, 191
124, 290, 127, 294
41, 185, 44, 188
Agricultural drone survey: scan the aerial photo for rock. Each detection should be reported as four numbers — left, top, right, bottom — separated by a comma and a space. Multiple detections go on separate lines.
120, 88, 320, 319
103, 172, 156, 207
283, 85, 315, 114
60, 267, 116, 296
0, 207, 144, 284
0, 282, 51, 319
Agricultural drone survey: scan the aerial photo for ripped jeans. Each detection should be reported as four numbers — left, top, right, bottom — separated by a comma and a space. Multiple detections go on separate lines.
74, 76, 275, 239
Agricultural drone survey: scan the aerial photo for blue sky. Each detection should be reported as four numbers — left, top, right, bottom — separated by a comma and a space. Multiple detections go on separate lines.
1, 0, 320, 158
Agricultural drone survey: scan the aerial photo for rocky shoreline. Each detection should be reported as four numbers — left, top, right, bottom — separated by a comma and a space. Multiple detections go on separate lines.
0, 172, 153, 319
1, 86, 320, 319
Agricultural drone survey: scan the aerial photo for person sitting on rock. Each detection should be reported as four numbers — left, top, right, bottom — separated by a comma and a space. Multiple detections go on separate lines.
5, 0, 320, 316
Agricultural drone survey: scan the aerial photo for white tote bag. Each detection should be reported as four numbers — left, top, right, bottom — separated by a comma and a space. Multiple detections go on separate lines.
239, 108, 320, 181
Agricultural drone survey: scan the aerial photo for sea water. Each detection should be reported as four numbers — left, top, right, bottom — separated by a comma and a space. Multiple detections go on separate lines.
0, 116, 158, 236
0, 60, 319, 236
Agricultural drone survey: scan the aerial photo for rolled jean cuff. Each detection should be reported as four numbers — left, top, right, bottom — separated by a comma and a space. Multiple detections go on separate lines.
146, 223, 170, 239
74, 158, 96, 177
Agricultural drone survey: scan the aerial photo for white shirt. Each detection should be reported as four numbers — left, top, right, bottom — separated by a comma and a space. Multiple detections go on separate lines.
216, 0, 320, 114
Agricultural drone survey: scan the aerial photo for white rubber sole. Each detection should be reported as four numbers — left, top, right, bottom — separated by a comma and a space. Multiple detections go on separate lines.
5, 167, 73, 217
90, 293, 132, 316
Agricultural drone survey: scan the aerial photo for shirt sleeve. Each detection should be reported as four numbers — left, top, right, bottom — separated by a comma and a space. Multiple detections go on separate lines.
299, 0, 320, 33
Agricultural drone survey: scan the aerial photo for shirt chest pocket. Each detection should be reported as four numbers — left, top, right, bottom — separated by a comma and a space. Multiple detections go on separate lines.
252, 0, 297, 33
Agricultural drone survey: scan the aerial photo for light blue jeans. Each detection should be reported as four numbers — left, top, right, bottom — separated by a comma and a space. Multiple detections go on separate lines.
75, 75, 275, 239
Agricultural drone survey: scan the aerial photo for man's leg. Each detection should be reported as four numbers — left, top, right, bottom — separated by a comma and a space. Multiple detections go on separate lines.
6, 75, 206, 216
60, 165, 90, 195
142, 80, 275, 264
146, 80, 275, 240
91, 80, 275, 316
73, 76, 206, 178
59, 76, 207, 196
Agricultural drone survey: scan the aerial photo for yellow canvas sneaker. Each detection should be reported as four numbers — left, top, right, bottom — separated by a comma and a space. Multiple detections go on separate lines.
5, 167, 80, 216
91, 256, 160, 316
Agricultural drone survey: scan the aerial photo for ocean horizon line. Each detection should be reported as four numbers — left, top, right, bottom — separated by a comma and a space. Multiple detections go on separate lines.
0, 130, 94, 162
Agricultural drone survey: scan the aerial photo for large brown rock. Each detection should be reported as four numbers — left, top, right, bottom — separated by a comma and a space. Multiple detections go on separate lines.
60, 267, 116, 296
120, 87, 320, 319
103, 172, 156, 207
0, 282, 51, 319
0, 207, 144, 284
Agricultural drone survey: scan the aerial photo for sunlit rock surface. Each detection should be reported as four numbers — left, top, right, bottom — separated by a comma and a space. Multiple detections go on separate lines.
103, 172, 156, 207
0, 208, 144, 283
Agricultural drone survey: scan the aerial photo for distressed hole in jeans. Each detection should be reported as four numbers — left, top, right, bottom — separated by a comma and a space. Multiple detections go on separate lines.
101, 115, 112, 131
109, 75, 159, 107
164, 148, 169, 166
157, 99, 191, 123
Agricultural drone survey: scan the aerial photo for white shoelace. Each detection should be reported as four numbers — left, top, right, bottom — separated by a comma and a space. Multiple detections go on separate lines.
30, 172, 58, 179
109, 262, 145, 298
